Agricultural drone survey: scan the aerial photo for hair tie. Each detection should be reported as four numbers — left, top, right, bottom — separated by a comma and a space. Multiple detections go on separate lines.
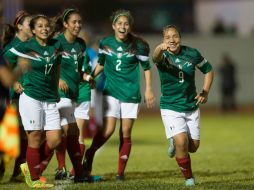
62, 9, 75, 22
112, 13, 130, 24
15, 12, 28, 26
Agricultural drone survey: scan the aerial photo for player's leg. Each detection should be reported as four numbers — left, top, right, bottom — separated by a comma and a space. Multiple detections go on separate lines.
39, 102, 61, 175
58, 98, 84, 182
161, 109, 195, 186
116, 102, 138, 180
186, 109, 200, 153
55, 98, 73, 180
70, 101, 90, 177
19, 93, 44, 185
84, 95, 118, 175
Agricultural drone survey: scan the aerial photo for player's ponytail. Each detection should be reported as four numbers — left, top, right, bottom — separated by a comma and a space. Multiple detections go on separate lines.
2, 24, 16, 47
128, 33, 150, 55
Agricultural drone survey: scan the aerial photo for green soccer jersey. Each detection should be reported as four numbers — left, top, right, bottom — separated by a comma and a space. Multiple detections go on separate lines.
76, 50, 91, 104
4, 36, 25, 99
9, 37, 61, 102
98, 35, 151, 103
57, 33, 86, 100
155, 45, 213, 112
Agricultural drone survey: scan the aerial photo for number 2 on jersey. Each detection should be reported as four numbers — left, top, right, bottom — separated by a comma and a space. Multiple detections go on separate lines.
116, 60, 121, 71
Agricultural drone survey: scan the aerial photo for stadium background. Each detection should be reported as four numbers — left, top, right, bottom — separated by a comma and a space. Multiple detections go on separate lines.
1, 0, 254, 110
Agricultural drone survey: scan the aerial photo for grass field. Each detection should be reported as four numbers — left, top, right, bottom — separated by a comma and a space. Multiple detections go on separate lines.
1, 111, 254, 190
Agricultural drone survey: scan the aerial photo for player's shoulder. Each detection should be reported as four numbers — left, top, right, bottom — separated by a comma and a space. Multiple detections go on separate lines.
135, 36, 150, 55
99, 35, 114, 45
181, 45, 201, 57
76, 37, 86, 45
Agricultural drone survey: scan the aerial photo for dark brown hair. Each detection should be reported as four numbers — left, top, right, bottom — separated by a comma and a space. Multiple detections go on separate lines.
2, 10, 30, 47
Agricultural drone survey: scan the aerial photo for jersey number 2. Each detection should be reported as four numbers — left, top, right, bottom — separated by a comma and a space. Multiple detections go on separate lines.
116, 60, 121, 71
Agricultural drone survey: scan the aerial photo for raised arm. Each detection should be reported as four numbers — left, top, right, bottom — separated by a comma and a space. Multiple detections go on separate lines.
152, 43, 170, 63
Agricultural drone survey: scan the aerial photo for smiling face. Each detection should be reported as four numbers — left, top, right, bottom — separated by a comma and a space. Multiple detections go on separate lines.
112, 16, 131, 42
163, 27, 181, 54
32, 17, 50, 45
64, 13, 82, 37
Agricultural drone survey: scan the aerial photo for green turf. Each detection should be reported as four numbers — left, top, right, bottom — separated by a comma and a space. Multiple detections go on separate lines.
1, 112, 254, 189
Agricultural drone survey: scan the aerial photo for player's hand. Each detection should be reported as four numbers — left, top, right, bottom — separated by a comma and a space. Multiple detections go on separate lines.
89, 77, 96, 89
159, 43, 171, 51
145, 89, 155, 108
18, 57, 32, 73
13, 81, 24, 94
195, 89, 208, 105
59, 79, 68, 93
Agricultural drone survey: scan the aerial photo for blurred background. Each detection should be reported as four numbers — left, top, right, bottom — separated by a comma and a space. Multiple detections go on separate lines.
1, 0, 254, 112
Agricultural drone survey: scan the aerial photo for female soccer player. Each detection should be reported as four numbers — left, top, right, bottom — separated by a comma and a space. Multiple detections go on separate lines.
83, 9, 155, 180
10, 14, 62, 188
153, 25, 214, 186
54, 8, 93, 182
3, 10, 32, 181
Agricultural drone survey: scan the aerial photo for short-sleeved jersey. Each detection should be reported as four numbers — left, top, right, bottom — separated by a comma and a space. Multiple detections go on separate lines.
4, 36, 25, 99
98, 35, 151, 103
57, 33, 86, 100
155, 45, 212, 112
76, 51, 91, 104
9, 37, 61, 102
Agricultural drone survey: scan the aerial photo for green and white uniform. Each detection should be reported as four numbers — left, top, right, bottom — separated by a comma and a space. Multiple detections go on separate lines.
10, 37, 61, 130
74, 51, 91, 120
155, 45, 212, 139
98, 35, 151, 119
56, 33, 87, 125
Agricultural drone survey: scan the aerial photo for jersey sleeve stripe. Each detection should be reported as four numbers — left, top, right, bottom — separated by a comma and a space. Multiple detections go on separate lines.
10, 48, 41, 61
196, 58, 207, 68
98, 48, 112, 56
136, 55, 149, 62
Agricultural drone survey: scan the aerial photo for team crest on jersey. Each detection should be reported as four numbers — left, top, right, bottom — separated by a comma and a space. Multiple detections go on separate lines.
117, 53, 122, 58
46, 57, 50, 63
185, 61, 192, 67
73, 54, 77, 61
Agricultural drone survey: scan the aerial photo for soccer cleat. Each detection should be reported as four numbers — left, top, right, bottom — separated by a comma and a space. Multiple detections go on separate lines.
29, 179, 54, 188
83, 158, 92, 177
74, 173, 102, 183
86, 175, 102, 183
55, 167, 68, 180
20, 162, 32, 186
185, 178, 195, 186
167, 137, 176, 158
116, 175, 125, 181
39, 176, 47, 183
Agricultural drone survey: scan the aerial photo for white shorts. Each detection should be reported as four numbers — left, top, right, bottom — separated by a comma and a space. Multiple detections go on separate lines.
57, 98, 76, 126
104, 96, 139, 119
74, 101, 90, 120
160, 109, 200, 140
19, 93, 61, 131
